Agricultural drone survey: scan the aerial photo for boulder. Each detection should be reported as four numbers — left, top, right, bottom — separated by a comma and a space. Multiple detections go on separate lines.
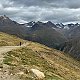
30, 69, 45, 79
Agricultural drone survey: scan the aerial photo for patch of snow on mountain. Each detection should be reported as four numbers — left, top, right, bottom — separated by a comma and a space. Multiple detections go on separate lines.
32, 21, 35, 25
52, 27, 56, 30
56, 25, 62, 28
27, 26, 32, 27
64, 25, 70, 30
24, 24, 32, 27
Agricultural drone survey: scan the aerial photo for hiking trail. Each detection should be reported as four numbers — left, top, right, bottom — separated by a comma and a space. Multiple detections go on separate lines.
0, 43, 28, 80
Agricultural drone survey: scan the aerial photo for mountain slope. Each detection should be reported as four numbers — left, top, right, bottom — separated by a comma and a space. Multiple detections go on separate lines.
0, 16, 67, 48
0, 32, 25, 46
66, 24, 80, 39
25, 22, 66, 48
57, 24, 80, 60
59, 37, 80, 60
0, 15, 27, 39
1, 35, 79, 80
55, 23, 80, 38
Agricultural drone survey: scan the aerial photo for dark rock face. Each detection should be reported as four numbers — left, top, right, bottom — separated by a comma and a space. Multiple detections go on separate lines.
55, 23, 80, 60
0, 15, 27, 38
59, 38, 80, 60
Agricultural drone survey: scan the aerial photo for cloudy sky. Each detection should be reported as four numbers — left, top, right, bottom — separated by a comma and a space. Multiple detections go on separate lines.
0, 0, 80, 23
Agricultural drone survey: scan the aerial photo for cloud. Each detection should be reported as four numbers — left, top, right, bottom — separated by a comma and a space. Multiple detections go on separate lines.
9, 0, 80, 9
0, 0, 80, 23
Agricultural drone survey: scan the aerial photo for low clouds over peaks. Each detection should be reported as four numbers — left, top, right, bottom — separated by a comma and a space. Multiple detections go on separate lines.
0, 0, 80, 23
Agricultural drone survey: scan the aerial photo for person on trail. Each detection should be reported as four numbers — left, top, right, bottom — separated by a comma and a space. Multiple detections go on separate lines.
20, 42, 21, 46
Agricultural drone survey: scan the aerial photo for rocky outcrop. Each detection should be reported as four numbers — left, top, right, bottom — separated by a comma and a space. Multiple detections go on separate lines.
30, 69, 45, 79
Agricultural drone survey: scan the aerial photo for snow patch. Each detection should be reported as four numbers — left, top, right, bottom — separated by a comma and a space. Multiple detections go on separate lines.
24, 24, 32, 27
52, 27, 56, 30
64, 25, 70, 30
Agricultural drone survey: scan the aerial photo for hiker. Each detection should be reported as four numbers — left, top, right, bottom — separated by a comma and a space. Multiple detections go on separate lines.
20, 42, 21, 46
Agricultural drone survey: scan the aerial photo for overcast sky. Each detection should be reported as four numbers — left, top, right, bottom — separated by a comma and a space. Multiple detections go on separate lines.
0, 0, 80, 23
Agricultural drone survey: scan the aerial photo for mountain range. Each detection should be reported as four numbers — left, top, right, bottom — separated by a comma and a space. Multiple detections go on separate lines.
0, 15, 80, 60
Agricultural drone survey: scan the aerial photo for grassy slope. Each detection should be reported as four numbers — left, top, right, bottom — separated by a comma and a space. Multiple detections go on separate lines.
3, 41, 80, 80
0, 32, 25, 46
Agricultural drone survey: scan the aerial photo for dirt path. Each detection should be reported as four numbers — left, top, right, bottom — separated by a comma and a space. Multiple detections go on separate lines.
0, 43, 28, 80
